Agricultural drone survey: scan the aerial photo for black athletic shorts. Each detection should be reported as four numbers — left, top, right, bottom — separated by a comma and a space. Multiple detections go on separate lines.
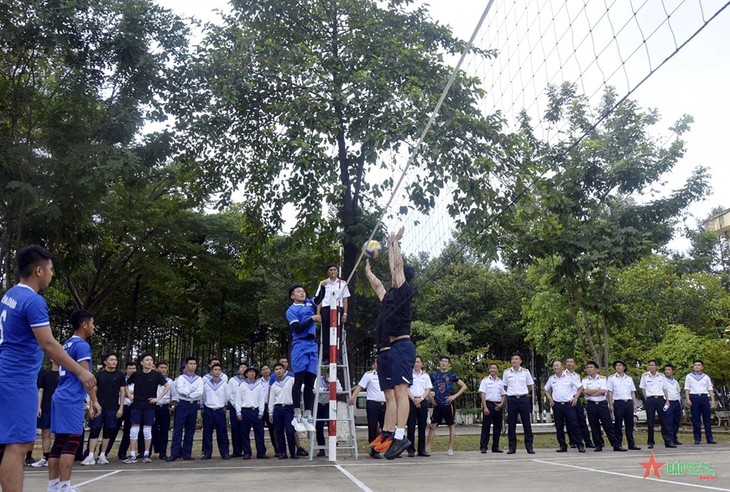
431, 403, 455, 426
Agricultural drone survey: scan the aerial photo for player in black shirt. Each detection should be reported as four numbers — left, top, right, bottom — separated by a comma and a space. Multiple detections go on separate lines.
30, 360, 60, 467
123, 353, 170, 463
364, 227, 416, 460
82, 353, 126, 465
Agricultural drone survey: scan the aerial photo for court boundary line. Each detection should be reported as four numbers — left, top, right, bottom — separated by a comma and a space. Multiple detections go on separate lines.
75, 470, 121, 487
532, 459, 730, 491
335, 463, 373, 492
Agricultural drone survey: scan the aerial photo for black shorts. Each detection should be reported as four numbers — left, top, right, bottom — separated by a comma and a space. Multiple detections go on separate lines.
431, 404, 455, 426
388, 338, 415, 387
377, 349, 392, 390
38, 410, 52, 430
130, 408, 155, 427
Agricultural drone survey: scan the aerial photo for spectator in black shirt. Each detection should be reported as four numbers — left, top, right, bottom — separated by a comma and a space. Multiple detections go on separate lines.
123, 353, 170, 463
29, 360, 60, 467
81, 353, 126, 465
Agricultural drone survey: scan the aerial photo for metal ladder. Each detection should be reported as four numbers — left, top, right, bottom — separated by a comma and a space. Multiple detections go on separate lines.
308, 296, 359, 461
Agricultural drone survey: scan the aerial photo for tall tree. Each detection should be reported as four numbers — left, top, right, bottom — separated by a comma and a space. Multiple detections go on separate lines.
172, 0, 514, 290
499, 83, 710, 368
0, 0, 189, 288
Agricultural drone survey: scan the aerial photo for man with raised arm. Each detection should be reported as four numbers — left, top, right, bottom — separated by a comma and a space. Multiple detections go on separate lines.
0, 246, 95, 492
363, 227, 416, 460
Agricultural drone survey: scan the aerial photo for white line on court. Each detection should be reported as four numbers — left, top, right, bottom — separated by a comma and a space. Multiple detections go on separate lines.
533, 459, 730, 492
75, 470, 121, 488
335, 463, 373, 492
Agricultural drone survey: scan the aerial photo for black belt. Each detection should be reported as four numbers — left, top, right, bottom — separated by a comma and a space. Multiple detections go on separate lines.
368, 401, 386, 405
689, 393, 708, 396
615, 399, 631, 402
241, 406, 257, 410
275, 404, 293, 407
206, 407, 225, 411
554, 401, 571, 405
587, 400, 607, 404
509, 394, 528, 399
648, 395, 663, 399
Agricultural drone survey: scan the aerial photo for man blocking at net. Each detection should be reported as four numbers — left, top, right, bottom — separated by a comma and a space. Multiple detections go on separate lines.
364, 227, 416, 460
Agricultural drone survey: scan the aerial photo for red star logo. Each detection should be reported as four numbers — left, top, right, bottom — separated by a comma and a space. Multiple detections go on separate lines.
639, 452, 666, 479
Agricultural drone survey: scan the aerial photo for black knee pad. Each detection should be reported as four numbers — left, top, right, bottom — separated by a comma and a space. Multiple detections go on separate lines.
62, 434, 82, 455
50, 434, 68, 459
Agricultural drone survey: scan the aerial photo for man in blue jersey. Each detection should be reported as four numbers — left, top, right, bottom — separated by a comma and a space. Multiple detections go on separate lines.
285, 284, 323, 431
47, 310, 101, 492
0, 246, 96, 492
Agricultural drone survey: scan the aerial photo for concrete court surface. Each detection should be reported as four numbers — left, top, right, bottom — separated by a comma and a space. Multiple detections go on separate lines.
23, 445, 730, 492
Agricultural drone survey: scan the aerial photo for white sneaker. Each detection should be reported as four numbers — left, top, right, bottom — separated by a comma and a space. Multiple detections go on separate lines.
122, 455, 137, 464
96, 455, 109, 465
46, 482, 59, 492
32, 457, 48, 467
81, 455, 96, 466
446, 449, 454, 456
292, 417, 306, 433
302, 410, 316, 432
58, 484, 79, 492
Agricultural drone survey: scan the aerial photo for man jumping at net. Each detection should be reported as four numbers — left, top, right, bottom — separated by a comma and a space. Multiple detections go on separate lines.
364, 226, 416, 460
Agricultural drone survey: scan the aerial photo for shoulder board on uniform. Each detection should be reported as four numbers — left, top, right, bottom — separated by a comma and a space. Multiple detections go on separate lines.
641, 371, 650, 377
599, 375, 606, 379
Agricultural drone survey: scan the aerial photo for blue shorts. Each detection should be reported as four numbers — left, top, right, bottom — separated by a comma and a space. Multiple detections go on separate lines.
377, 349, 392, 390
0, 382, 37, 443
389, 338, 415, 387
130, 408, 156, 427
38, 410, 52, 430
291, 339, 318, 374
89, 409, 119, 430
51, 397, 85, 435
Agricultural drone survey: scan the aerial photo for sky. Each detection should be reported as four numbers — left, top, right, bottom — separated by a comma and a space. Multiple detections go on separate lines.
156, 0, 730, 254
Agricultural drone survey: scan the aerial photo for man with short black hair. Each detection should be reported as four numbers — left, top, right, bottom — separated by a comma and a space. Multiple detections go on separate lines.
607, 359, 641, 450
235, 366, 269, 459
168, 357, 204, 461
0, 246, 95, 492
117, 361, 140, 460
582, 360, 625, 452
259, 364, 278, 456
286, 284, 323, 432
640, 359, 674, 449
565, 358, 594, 448
348, 360, 386, 459
544, 361, 584, 453
124, 354, 170, 463
663, 364, 682, 446
503, 352, 534, 454
47, 310, 101, 492
152, 361, 174, 460
228, 363, 247, 457
201, 364, 230, 460
82, 353, 126, 465
269, 362, 297, 459
478, 363, 506, 454
31, 360, 60, 468
363, 227, 417, 460
407, 356, 432, 457
315, 263, 350, 363
426, 356, 467, 456
684, 360, 717, 445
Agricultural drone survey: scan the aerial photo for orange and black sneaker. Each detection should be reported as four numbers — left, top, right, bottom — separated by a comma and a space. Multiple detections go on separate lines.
369, 433, 386, 448
374, 435, 394, 453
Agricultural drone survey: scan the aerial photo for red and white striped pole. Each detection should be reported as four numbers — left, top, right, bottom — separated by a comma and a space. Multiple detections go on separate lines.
327, 248, 343, 461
